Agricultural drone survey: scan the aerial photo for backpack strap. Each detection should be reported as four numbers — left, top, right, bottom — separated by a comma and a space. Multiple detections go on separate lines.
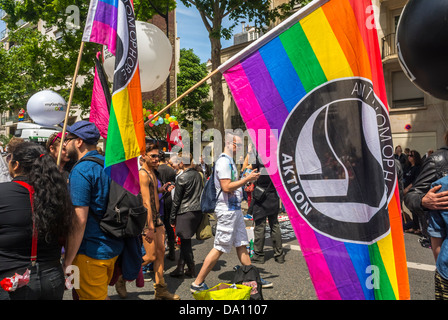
71, 156, 106, 223
74, 155, 104, 168
14, 181, 38, 267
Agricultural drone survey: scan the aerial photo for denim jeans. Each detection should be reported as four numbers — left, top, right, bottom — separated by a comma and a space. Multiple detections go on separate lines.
0, 262, 65, 300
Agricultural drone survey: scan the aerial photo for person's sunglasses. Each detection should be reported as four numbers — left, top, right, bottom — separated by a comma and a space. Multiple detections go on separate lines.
149, 154, 159, 159
63, 137, 77, 145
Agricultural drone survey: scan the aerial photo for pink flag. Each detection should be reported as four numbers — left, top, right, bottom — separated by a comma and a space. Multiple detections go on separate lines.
89, 51, 110, 138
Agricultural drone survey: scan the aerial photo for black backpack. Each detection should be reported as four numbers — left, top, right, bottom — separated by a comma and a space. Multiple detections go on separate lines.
200, 155, 225, 213
233, 265, 263, 300
75, 156, 147, 239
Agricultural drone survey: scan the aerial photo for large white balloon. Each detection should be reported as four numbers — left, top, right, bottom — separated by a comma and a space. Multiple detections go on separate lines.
26, 90, 67, 126
103, 21, 173, 93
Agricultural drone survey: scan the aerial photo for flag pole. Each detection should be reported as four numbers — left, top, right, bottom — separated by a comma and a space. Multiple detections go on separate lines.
144, 68, 221, 126
57, 41, 85, 166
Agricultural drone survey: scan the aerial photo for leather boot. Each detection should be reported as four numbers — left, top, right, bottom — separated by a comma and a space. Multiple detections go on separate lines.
184, 262, 196, 278
154, 283, 180, 300
115, 275, 127, 299
167, 240, 176, 261
169, 259, 185, 277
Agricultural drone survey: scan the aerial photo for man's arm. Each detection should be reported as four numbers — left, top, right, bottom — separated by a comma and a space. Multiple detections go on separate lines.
405, 156, 448, 212
63, 206, 88, 270
139, 170, 155, 243
220, 169, 260, 193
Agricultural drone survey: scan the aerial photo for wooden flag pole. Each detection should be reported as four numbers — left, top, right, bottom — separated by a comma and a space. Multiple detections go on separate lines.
57, 41, 85, 166
144, 68, 221, 126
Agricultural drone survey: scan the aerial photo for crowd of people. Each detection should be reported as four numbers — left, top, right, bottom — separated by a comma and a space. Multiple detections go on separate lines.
0, 121, 285, 300
396, 136, 448, 300
4, 119, 448, 300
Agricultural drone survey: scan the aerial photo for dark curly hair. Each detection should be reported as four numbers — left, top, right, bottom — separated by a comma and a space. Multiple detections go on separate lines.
11, 142, 74, 242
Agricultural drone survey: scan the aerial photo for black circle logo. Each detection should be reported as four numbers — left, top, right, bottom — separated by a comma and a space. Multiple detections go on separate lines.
278, 78, 395, 244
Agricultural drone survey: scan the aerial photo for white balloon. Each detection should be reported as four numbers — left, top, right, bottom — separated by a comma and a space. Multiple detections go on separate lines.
103, 21, 173, 93
26, 90, 67, 126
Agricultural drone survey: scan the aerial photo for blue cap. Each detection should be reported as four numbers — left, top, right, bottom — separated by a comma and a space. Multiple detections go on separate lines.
66, 121, 100, 145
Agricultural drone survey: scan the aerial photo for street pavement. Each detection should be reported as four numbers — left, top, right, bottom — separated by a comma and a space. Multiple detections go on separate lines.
63, 205, 437, 301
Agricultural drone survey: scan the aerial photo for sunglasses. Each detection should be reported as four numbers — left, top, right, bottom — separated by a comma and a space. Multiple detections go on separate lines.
63, 137, 77, 145
149, 154, 159, 159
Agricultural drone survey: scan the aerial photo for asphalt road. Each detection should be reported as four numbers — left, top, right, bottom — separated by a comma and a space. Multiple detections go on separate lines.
63, 210, 437, 302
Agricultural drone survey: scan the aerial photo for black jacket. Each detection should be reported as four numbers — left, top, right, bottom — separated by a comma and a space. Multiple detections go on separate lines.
404, 146, 448, 214
170, 168, 203, 224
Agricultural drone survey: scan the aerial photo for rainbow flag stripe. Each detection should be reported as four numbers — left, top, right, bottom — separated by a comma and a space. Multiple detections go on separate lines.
83, 0, 145, 195
220, 0, 409, 300
83, 0, 119, 55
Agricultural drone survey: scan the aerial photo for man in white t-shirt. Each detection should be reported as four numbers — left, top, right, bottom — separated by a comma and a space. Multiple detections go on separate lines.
191, 133, 260, 293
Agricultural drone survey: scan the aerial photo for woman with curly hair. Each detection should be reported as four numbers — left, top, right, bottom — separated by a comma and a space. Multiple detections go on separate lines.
0, 142, 74, 300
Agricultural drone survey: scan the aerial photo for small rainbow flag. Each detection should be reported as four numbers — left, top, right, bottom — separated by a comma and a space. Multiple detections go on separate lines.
83, 0, 145, 194
220, 0, 409, 300
83, 0, 119, 55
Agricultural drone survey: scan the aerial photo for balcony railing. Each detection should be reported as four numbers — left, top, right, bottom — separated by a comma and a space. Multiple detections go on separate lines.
382, 33, 397, 59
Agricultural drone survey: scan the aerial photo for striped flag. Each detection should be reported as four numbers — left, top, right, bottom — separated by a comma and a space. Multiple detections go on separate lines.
83, 0, 145, 194
89, 51, 111, 139
220, 0, 410, 300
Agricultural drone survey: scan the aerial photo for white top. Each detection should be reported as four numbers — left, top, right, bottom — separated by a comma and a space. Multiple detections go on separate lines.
214, 153, 242, 211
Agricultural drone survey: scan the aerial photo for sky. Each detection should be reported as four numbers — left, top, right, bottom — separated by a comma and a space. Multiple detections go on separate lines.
175, 1, 234, 63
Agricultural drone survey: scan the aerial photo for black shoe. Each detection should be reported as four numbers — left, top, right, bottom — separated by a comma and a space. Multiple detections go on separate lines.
275, 252, 286, 264
169, 260, 185, 277
251, 254, 265, 264
418, 237, 431, 249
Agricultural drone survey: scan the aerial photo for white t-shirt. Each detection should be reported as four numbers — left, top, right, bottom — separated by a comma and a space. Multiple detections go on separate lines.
214, 153, 242, 211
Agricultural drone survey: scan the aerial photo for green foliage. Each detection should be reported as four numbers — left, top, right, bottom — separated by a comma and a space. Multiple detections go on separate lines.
144, 48, 212, 140
180, 0, 311, 41
176, 48, 213, 130
0, 0, 176, 114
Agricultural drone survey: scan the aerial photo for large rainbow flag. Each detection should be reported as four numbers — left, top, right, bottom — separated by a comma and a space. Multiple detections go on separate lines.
220, 0, 410, 300
83, 0, 145, 194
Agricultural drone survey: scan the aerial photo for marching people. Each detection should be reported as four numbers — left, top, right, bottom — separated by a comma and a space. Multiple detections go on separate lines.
0, 142, 74, 300
157, 151, 177, 261
62, 121, 123, 300
405, 133, 448, 250
249, 154, 285, 265
403, 150, 423, 234
394, 145, 407, 170
170, 152, 203, 278
427, 174, 448, 299
190, 133, 261, 293
139, 142, 179, 300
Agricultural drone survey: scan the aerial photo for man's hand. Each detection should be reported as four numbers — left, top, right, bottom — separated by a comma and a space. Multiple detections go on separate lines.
422, 185, 448, 210
246, 169, 260, 182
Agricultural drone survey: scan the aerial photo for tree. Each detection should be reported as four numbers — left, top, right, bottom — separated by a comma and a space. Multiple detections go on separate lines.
179, 0, 310, 144
177, 48, 213, 131
143, 48, 212, 140
0, 0, 176, 114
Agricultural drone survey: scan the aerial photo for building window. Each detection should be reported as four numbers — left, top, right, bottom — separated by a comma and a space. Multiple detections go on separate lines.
392, 71, 424, 108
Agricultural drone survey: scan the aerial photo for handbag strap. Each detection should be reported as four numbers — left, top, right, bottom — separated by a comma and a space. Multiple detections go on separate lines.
14, 180, 37, 267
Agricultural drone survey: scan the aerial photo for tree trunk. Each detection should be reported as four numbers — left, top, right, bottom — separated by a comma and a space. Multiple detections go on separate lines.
209, 34, 225, 151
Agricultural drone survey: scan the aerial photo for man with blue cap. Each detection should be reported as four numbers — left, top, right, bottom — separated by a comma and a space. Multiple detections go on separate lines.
62, 121, 123, 300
